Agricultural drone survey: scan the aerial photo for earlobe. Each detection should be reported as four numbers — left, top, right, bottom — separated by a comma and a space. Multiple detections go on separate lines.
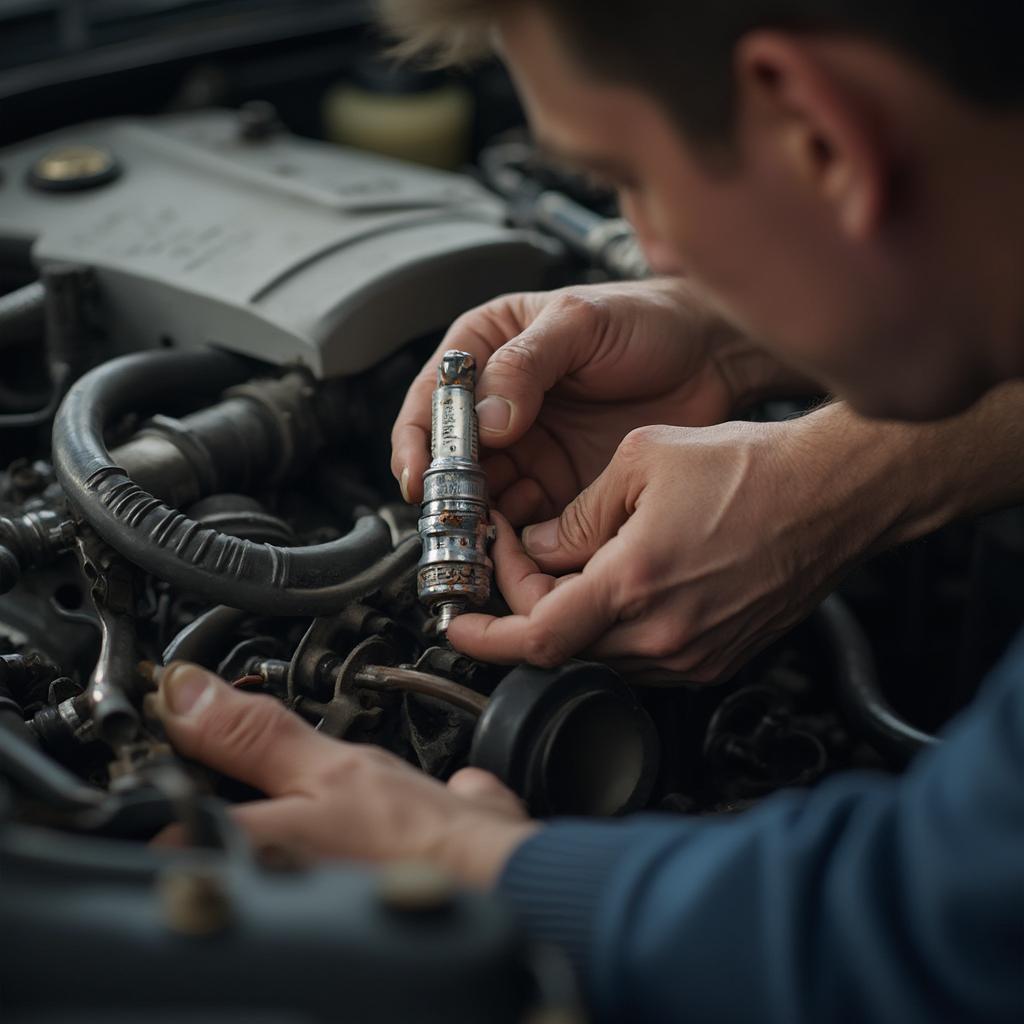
735, 31, 887, 240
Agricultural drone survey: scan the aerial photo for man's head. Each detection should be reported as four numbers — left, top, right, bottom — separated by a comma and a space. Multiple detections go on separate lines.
379, 1, 1024, 421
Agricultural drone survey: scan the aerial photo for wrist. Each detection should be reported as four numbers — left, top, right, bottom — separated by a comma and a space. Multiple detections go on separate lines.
781, 402, 957, 555
852, 382, 1024, 543
443, 816, 541, 890
705, 321, 820, 411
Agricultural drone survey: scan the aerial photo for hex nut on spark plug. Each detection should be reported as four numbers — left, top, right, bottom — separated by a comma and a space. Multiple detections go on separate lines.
417, 350, 495, 635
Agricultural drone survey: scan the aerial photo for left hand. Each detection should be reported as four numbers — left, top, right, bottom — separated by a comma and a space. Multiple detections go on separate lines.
153, 662, 538, 887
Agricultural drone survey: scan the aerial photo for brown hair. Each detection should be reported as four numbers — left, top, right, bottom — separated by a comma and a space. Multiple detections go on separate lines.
377, 1, 1024, 144
377, 0, 501, 66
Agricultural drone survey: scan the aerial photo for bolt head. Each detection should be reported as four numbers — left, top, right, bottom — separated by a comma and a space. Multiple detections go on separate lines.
376, 861, 455, 915
158, 867, 234, 936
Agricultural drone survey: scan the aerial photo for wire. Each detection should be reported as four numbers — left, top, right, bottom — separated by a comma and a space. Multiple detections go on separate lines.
354, 665, 488, 716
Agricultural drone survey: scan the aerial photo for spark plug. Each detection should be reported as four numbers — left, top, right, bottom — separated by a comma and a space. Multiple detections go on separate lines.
417, 350, 494, 635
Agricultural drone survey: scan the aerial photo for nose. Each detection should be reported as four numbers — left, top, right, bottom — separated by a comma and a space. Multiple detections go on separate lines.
638, 238, 686, 276
618, 192, 685, 276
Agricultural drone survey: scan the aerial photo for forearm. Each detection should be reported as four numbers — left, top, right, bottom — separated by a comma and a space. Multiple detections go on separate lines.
785, 384, 1024, 553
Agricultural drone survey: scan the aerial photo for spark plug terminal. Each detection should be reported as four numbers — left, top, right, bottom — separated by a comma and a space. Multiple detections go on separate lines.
417, 350, 495, 635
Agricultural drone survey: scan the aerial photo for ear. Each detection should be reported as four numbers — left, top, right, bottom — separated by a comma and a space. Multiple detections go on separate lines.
734, 31, 888, 240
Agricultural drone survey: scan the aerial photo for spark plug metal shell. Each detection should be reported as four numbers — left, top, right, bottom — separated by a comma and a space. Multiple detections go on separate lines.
417, 351, 494, 634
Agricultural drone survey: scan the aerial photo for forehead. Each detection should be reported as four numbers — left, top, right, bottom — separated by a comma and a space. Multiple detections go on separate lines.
495, 5, 675, 164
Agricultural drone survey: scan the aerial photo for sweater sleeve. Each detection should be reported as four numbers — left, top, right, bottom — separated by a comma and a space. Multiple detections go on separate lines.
498, 634, 1024, 1024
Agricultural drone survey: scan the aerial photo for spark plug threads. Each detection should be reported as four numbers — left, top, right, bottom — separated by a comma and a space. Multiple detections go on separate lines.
417, 351, 494, 634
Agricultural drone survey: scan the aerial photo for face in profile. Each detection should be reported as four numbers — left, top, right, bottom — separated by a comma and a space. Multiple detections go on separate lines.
495, 6, 1017, 422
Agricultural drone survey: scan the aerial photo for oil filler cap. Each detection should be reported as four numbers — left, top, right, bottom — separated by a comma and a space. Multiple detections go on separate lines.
28, 144, 121, 192
470, 661, 660, 817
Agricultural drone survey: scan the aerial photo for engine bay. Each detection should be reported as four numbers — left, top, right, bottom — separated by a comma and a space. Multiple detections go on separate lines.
0, 101, 1015, 1022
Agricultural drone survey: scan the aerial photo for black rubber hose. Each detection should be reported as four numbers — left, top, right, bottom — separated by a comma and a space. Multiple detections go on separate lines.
164, 536, 420, 669
819, 594, 938, 765
162, 605, 249, 667
0, 720, 105, 811
0, 380, 50, 414
0, 281, 45, 351
52, 348, 393, 615
0, 278, 70, 427
0, 365, 70, 428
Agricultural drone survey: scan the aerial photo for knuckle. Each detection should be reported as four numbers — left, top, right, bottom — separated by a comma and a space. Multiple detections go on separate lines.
639, 621, 691, 660
450, 300, 499, 335
203, 693, 290, 763
551, 289, 609, 332
450, 293, 525, 347
314, 745, 391, 790
683, 662, 721, 685
617, 425, 660, 463
490, 337, 541, 381
616, 553, 660, 610
559, 494, 596, 546
524, 625, 568, 668
448, 308, 481, 335
660, 643, 718, 682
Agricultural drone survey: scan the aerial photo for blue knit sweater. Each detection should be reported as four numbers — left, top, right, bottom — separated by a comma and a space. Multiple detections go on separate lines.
500, 632, 1024, 1023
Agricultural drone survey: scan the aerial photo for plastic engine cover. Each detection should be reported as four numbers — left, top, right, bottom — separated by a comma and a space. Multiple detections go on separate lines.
0, 110, 560, 376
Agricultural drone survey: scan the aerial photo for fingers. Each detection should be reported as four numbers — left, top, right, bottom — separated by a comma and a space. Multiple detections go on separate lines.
390, 363, 443, 504
495, 478, 549, 526
156, 798, 318, 857
488, 512, 561, 614
447, 547, 622, 666
154, 662, 340, 797
484, 424, 582, 526
449, 451, 641, 664
228, 796, 322, 855
482, 451, 520, 498
391, 289, 608, 503
520, 454, 633, 574
390, 298, 534, 503
473, 294, 607, 446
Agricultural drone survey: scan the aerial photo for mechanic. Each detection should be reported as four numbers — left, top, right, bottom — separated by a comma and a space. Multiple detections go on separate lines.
152, 3, 1023, 1021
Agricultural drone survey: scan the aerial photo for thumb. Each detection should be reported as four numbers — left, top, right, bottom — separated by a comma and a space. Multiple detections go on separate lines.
521, 457, 631, 574
474, 296, 606, 447
155, 661, 338, 797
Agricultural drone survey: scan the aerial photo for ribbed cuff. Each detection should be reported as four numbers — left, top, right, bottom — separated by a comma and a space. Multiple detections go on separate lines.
497, 820, 643, 979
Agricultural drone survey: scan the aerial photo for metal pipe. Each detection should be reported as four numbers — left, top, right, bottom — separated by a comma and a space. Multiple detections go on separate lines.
354, 665, 488, 716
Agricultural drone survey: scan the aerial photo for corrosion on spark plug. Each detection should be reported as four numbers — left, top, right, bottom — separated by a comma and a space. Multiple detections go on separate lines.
417, 350, 494, 635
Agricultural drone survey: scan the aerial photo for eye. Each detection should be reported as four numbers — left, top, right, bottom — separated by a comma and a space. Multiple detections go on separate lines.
581, 170, 615, 193
581, 171, 642, 200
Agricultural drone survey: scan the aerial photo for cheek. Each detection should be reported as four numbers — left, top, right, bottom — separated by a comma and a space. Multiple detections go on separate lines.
651, 181, 838, 356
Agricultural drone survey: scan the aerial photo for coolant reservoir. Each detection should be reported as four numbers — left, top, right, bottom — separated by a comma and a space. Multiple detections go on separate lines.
322, 56, 473, 170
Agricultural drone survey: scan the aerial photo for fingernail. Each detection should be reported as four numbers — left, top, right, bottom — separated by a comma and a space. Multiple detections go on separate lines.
476, 396, 512, 434
160, 664, 216, 718
522, 520, 558, 554
399, 466, 411, 503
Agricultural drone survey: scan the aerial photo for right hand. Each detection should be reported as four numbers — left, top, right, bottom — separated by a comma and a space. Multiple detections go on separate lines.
391, 279, 741, 525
